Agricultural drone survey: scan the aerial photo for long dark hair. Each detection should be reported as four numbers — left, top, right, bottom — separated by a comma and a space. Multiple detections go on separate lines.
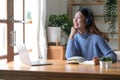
77, 8, 109, 41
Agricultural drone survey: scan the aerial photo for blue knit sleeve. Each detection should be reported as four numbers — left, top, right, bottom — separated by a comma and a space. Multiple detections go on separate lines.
65, 39, 78, 59
97, 37, 117, 62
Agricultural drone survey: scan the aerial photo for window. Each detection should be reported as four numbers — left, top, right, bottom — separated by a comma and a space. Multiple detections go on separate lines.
0, 0, 33, 62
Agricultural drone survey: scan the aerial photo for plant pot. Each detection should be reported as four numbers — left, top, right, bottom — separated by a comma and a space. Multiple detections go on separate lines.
47, 27, 61, 44
100, 61, 112, 69
100, 61, 106, 68
106, 61, 112, 68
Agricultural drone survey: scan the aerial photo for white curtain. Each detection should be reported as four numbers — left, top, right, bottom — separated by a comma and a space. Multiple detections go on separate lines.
32, 0, 47, 60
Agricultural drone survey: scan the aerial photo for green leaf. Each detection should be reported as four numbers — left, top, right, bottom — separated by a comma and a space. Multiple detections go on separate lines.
48, 14, 73, 36
106, 57, 112, 61
104, 0, 117, 37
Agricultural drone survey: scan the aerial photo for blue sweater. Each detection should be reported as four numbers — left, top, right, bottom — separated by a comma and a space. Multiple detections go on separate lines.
65, 32, 117, 62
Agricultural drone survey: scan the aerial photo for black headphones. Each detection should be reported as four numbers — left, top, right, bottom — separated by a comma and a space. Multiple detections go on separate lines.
85, 8, 93, 26
77, 8, 93, 26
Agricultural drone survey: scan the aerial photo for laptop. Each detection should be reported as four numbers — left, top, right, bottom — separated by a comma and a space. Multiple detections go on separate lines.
16, 44, 52, 66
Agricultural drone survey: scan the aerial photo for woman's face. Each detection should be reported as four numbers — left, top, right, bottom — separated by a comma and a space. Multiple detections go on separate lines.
73, 11, 86, 29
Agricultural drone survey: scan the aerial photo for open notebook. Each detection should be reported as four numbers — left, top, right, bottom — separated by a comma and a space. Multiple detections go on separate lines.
16, 44, 52, 66
66, 56, 95, 65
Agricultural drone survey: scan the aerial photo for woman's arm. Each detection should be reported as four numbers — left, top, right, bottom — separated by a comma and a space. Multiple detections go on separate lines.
97, 37, 117, 63
65, 39, 78, 59
65, 27, 79, 59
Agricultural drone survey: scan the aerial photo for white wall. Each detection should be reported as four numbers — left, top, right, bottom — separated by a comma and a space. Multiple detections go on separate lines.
46, 0, 68, 25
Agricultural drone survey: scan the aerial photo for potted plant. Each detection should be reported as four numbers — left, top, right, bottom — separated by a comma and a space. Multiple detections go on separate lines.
47, 14, 72, 45
47, 14, 62, 45
100, 57, 112, 68
104, 0, 117, 37
48, 14, 72, 35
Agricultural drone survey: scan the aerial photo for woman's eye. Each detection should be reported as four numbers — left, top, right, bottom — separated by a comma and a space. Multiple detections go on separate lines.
77, 16, 82, 19
74, 17, 80, 19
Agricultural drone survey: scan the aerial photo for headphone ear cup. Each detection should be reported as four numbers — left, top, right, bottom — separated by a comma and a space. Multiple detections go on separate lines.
86, 17, 92, 26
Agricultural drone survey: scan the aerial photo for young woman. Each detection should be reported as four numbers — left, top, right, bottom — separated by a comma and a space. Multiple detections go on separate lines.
65, 8, 117, 64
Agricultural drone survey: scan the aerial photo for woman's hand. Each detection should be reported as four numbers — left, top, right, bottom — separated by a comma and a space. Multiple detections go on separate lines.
93, 57, 100, 65
69, 27, 78, 40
